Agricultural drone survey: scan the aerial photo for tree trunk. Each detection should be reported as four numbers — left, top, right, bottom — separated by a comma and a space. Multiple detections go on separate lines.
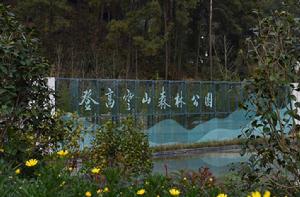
112, 50, 116, 78
178, 39, 183, 79
224, 35, 228, 79
164, 1, 169, 80
195, 28, 201, 79
174, 28, 178, 77
126, 37, 132, 79
71, 47, 74, 77
135, 49, 138, 79
209, 0, 213, 80
48, 0, 54, 33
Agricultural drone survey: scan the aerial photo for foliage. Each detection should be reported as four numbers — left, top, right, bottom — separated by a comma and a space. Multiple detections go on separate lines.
171, 167, 220, 197
0, 4, 84, 165
0, 4, 70, 163
221, 173, 248, 197
2, 0, 288, 80
0, 153, 222, 197
0, 154, 280, 197
88, 117, 152, 177
0, 156, 99, 197
240, 7, 300, 196
60, 113, 87, 153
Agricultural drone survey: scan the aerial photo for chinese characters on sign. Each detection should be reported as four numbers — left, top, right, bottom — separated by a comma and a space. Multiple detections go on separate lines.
174, 91, 186, 108
158, 86, 171, 110
105, 88, 115, 109
191, 94, 200, 107
123, 89, 134, 110
79, 89, 99, 111
79, 88, 214, 111
205, 92, 213, 108
142, 92, 151, 104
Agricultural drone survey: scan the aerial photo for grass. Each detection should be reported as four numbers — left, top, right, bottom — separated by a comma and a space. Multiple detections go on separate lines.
151, 138, 245, 153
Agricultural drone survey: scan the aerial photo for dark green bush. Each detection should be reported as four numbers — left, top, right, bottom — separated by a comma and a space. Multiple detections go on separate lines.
0, 4, 68, 163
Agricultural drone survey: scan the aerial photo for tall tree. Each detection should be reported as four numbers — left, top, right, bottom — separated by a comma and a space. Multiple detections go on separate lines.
2, 0, 288, 80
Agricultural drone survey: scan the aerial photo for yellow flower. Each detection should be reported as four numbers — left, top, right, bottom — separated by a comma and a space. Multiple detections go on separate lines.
103, 187, 109, 192
137, 189, 145, 195
217, 194, 227, 197
0, 148, 4, 153
183, 177, 187, 181
25, 159, 38, 167
57, 150, 69, 157
169, 188, 180, 196
263, 191, 271, 197
91, 167, 101, 174
85, 191, 92, 197
97, 189, 103, 194
250, 191, 261, 197
15, 168, 21, 174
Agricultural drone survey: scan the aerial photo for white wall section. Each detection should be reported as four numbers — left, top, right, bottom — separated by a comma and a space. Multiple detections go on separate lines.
47, 77, 56, 114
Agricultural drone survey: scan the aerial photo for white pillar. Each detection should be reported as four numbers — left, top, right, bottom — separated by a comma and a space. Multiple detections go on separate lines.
47, 77, 55, 114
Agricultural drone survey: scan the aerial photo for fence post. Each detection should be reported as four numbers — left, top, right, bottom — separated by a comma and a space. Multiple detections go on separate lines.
184, 81, 188, 129
96, 80, 100, 124
168, 80, 171, 120
213, 81, 216, 117
112, 80, 118, 122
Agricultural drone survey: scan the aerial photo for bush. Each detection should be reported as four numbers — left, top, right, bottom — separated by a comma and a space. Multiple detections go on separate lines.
0, 4, 67, 163
0, 154, 278, 197
240, 8, 300, 196
0, 154, 224, 197
88, 117, 152, 177
0, 156, 99, 197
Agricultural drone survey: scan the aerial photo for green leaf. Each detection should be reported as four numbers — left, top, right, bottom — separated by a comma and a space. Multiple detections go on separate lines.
0, 66, 8, 74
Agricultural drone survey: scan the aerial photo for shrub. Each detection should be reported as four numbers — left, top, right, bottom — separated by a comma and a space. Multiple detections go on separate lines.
0, 156, 223, 197
89, 117, 152, 177
240, 7, 300, 196
0, 4, 71, 163
0, 157, 99, 197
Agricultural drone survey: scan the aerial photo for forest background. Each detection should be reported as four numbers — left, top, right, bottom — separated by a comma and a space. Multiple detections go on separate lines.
2, 0, 298, 80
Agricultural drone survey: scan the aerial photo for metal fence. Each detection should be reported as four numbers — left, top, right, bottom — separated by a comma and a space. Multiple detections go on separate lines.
55, 78, 246, 128
52, 78, 294, 145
